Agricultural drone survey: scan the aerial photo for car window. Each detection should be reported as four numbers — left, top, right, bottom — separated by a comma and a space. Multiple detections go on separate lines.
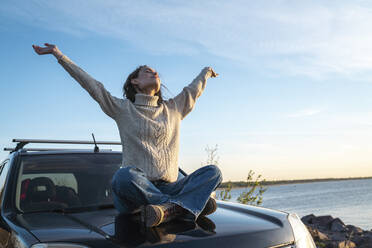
17, 154, 122, 213
0, 160, 10, 197
20, 173, 78, 193
177, 169, 185, 180
0, 160, 8, 175
16, 153, 186, 213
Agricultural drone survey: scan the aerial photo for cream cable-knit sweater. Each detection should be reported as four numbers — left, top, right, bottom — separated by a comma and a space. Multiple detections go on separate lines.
58, 55, 212, 183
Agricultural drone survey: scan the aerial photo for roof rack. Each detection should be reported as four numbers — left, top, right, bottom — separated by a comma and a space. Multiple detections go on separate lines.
4, 138, 121, 153
3, 148, 113, 152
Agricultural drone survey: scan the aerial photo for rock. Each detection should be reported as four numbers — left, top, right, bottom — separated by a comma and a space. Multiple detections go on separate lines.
360, 233, 372, 247
337, 241, 356, 248
330, 232, 346, 241
331, 218, 347, 232
301, 214, 316, 224
325, 242, 338, 248
346, 225, 363, 235
318, 230, 330, 241
353, 237, 372, 247
313, 215, 334, 228
358, 242, 372, 248
307, 225, 329, 241
303, 214, 372, 248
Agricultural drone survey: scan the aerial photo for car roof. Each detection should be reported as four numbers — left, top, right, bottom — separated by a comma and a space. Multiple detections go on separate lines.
17, 149, 122, 157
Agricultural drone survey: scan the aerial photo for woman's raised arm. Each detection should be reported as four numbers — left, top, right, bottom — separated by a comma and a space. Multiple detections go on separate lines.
32, 43, 122, 119
168, 67, 218, 120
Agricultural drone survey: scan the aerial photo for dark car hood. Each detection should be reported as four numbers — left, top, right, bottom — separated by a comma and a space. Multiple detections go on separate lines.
14, 201, 294, 248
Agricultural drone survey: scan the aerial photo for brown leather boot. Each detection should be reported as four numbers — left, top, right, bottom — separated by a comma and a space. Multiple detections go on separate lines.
141, 203, 185, 227
200, 198, 217, 216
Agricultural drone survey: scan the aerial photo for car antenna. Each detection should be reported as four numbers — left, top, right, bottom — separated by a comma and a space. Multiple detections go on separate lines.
92, 133, 99, 153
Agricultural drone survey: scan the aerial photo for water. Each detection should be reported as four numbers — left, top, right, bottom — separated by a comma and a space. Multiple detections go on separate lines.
216, 179, 372, 230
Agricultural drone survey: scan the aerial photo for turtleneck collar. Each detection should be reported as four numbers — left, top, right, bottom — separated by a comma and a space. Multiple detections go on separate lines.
134, 93, 159, 107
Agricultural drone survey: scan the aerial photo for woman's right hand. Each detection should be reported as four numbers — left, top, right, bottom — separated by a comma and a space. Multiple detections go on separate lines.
203, 67, 219, 78
32, 43, 63, 59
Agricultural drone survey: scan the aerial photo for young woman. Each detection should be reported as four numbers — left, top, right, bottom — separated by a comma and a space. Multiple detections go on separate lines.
32, 43, 223, 227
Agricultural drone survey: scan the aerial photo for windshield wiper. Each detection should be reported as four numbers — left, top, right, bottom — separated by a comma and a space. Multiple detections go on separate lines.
94, 204, 115, 210
23, 208, 68, 214
23, 204, 115, 214
65, 204, 115, 212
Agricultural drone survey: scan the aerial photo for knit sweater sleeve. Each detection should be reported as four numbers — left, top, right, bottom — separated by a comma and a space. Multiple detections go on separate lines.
58, 55, 122, 119
169, 67, 212, 120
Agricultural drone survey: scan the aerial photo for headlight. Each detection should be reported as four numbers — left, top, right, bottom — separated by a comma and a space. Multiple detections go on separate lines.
31, 243, 90, 248
288, 213, 316, 248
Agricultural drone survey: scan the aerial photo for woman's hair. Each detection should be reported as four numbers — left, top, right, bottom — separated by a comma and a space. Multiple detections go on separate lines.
123, 65, 164, 104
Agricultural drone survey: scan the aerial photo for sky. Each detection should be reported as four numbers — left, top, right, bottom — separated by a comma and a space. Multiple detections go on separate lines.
1, 0, 372, 181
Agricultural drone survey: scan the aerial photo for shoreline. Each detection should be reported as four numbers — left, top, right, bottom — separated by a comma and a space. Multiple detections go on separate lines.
217, 176, 372, 189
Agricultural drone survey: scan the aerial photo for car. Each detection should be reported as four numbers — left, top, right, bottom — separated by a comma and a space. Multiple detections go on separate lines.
0, 139, 316, 248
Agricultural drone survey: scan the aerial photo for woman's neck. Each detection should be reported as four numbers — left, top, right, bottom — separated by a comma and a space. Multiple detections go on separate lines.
135, 87, 157, 96
134, 93, 159, 107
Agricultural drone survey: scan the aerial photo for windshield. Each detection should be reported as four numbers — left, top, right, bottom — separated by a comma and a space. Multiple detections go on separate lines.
16, 153, 122, 213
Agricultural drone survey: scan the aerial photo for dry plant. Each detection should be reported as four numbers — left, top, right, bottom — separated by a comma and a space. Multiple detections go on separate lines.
204, 145, 267, 205
236, 170, 267, 206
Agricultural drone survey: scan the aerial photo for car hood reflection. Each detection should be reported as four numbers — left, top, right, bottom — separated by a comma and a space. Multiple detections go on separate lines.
113, 214, 216, 247
12, 201, 293, 247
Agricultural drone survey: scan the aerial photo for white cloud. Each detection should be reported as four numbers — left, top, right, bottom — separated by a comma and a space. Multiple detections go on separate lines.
288, 108, 323, 118
3, 0, 372, 79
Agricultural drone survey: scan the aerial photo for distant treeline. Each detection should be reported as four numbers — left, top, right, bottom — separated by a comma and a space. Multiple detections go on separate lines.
217, 176, 372, 189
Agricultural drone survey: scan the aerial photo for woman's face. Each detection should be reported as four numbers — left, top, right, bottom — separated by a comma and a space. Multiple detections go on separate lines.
131, 66, 161, 94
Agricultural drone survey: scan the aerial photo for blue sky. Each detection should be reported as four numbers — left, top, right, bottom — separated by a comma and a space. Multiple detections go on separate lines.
1, 0, 372, 181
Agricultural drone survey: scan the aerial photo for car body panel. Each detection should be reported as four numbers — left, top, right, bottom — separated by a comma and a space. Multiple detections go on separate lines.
0, 150, 295, 248
4, 202, 293, 247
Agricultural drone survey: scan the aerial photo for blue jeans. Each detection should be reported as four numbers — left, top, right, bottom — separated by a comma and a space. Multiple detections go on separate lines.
111, 164, 223, 221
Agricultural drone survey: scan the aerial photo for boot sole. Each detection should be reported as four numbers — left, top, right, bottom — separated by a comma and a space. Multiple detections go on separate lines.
201, 198, 217, 216
141, 205, 164, 227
